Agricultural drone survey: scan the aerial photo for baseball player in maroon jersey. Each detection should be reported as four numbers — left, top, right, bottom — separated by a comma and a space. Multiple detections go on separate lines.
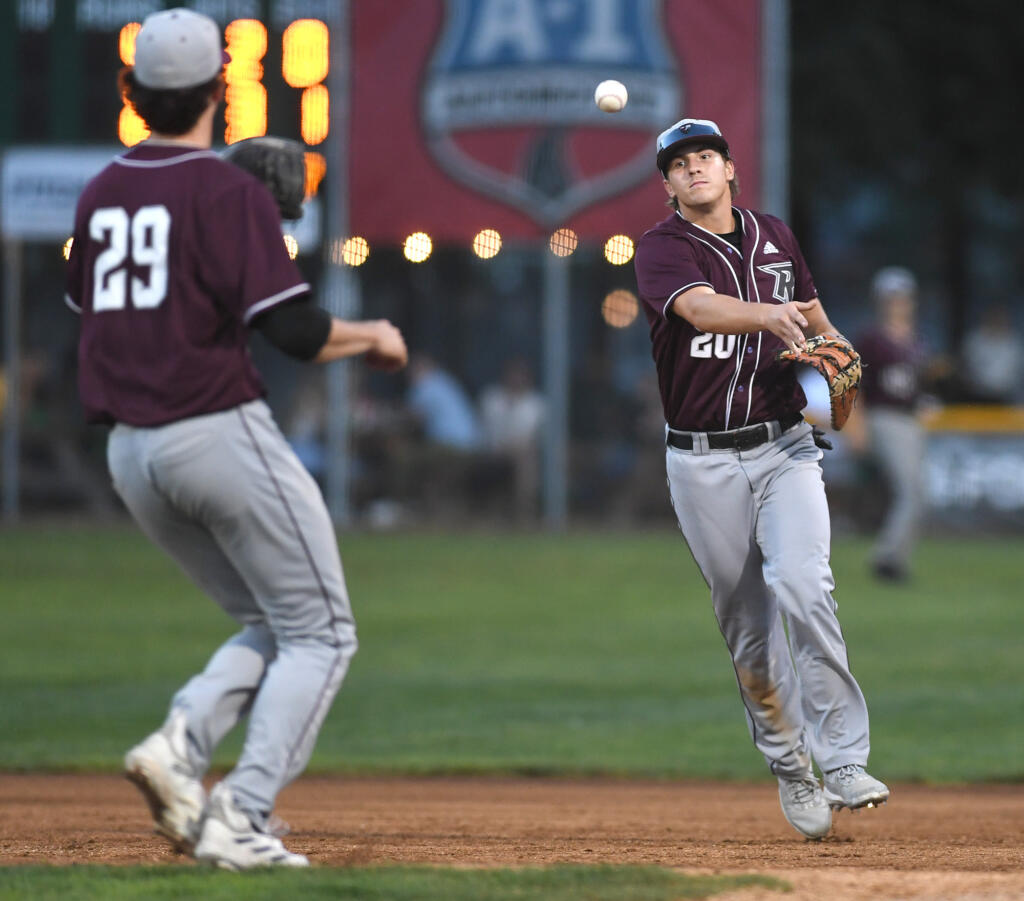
633, 119, 888, 839
64, 9, 406, 869
851, 267, 929, 582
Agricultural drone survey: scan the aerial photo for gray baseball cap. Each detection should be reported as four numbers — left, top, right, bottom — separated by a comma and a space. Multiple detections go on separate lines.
133, 8, 228, 90
871, 266, 917, 298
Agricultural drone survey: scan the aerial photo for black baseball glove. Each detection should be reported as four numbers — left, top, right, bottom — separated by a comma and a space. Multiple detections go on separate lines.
221, 136, 306, 221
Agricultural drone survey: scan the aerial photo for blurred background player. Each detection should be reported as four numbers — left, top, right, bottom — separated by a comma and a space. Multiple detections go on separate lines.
64, 8, 407, 869
848, 267, 929, 582
633, 118, 889, 840
961, 303, 1024, 405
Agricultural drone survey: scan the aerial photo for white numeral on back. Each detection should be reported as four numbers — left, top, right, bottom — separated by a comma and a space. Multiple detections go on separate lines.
691, 333, 737, 359
89, 205, 171, 312
90, 207, 129, 312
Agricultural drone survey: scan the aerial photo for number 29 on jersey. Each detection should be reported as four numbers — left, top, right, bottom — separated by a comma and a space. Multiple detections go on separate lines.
90, 204, 171, 312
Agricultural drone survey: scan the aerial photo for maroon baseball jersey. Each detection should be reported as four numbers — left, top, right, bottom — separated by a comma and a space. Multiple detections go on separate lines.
855, 327, 925, 412
65, 143, 310, 426
634, 208, 818, 431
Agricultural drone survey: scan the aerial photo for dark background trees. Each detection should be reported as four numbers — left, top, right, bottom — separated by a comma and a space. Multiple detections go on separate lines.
791, 0, 1024, 350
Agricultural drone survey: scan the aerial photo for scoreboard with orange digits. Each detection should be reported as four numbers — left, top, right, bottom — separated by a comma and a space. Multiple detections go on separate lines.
0, 1, 336, 202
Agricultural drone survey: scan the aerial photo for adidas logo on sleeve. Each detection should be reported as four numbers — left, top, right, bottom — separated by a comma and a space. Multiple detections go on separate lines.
763, 241, 780, 254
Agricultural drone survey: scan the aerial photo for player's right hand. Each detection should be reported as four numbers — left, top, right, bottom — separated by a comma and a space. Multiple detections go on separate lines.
365, 320, 408, 372
763, 301, 814, 352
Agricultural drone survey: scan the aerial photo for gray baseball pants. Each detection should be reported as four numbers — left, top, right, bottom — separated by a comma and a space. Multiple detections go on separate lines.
867, 408, 925, 572
666, 420, 871, 778
108, 399, 357, 827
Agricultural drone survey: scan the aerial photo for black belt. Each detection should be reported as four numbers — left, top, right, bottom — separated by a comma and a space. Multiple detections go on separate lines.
667, 412, 803, 451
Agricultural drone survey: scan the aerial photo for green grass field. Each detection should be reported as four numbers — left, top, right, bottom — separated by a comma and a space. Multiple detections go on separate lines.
0, 865, 785, 901
2, 525, 1021, 782
1, 525, 1020, 896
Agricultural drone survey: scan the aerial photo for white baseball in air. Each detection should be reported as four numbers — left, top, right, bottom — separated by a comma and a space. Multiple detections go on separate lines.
594, 79, 628, 113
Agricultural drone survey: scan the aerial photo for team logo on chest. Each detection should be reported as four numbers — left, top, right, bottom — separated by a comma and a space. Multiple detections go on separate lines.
756, 261, 795, 303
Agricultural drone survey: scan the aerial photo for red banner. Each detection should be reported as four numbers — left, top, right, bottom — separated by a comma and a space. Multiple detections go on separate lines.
350, 0, 761, 244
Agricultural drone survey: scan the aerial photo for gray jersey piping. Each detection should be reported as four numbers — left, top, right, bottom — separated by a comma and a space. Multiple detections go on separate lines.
740, 211, 766, 426
732, 212, 753, 427
693, 235, 746, 429
679, 210, 743, 255
663, 281, 713, 318
113, 150, 221, 168
243, 283, 313, 324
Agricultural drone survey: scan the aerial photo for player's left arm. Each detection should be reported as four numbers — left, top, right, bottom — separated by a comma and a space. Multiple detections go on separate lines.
225, 182, 407, 372
253, 299, 407, 370
313, 317, 407, 369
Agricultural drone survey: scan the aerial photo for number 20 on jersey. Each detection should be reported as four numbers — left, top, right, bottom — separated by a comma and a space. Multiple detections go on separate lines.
691, 333, 738, 359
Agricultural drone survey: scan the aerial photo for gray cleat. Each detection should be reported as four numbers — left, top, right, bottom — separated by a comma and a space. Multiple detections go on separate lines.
195, 782, 310, 870
778, 775, 832, 840
124, 710, 205, 853
823, 764, 890, 810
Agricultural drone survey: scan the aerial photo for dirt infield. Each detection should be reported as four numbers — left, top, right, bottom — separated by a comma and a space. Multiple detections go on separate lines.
1, 774, 1022, 899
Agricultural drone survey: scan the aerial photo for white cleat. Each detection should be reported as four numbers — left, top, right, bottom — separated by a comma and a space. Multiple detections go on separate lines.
124, 710, 205, 853
778, 775, 832, 840
195, 782, 310, 871
823, 764, 890, 811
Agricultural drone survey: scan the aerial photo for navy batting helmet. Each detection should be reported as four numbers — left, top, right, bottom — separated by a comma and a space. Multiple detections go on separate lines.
656, 118, 730, 174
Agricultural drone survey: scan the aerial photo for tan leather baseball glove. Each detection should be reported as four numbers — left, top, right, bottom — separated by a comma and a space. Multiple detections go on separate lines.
777, 334, 862, 430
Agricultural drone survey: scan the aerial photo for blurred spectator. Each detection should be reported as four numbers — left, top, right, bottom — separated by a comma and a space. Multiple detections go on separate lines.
961, 303, 1024, 404
1, 350, 117, 516
570, 349, 635, 515
401, 354, 484, 520
479, 357, 545, 521
406, 354, 482, 450
282, 367, 416, 527
606, 372, 672, 523
848, 266, 930, 582
285, 369, 328, 480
